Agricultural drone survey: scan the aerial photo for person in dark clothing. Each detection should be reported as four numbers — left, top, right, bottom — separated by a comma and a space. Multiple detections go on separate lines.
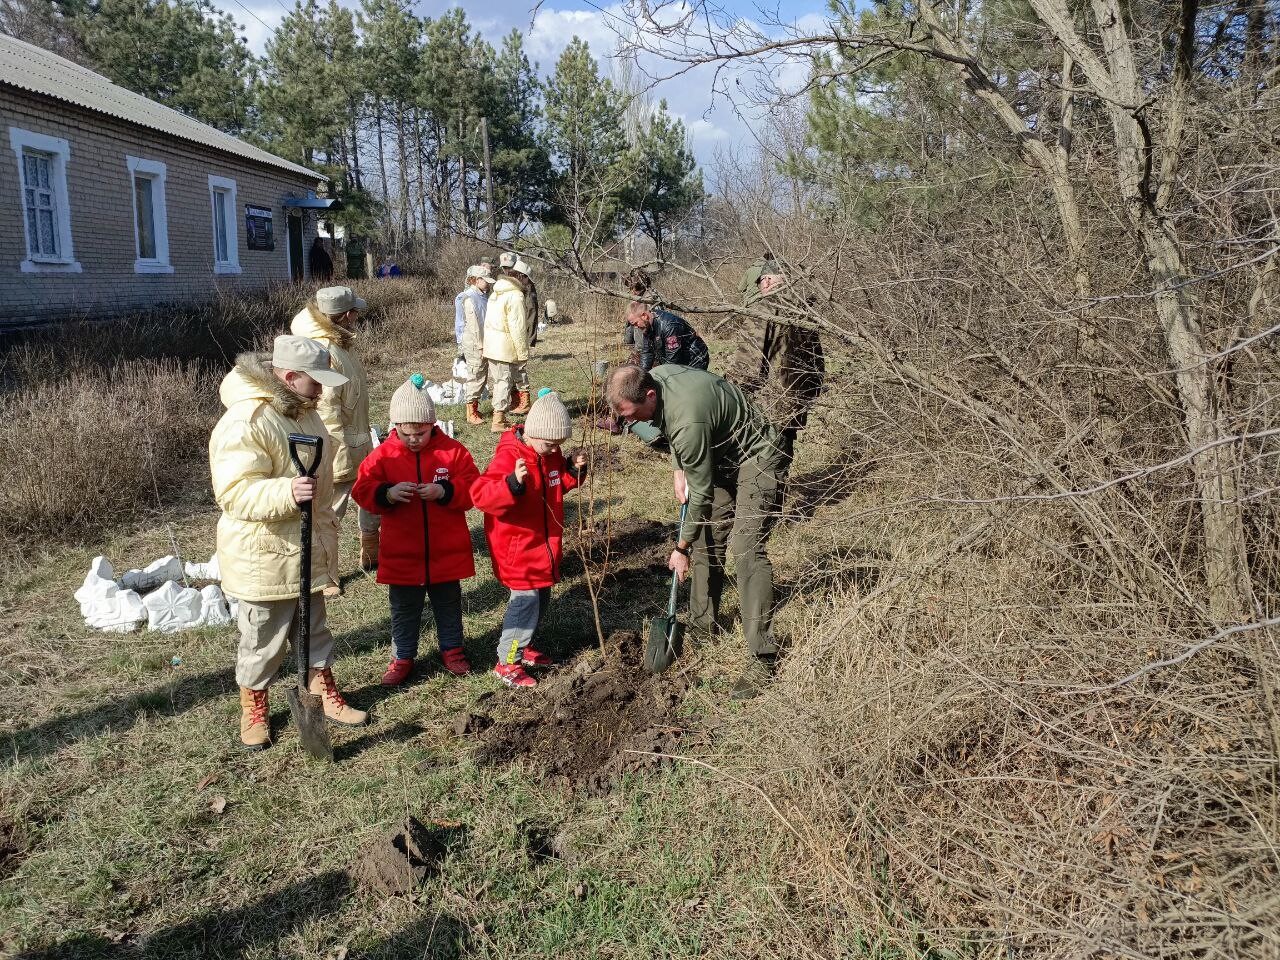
724, 257, 825, 465
627, 302, 710, 371
309, 237, 334, 282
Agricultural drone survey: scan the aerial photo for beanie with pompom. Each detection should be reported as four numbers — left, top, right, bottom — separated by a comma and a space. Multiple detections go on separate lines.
523, 389, 572, 442
389, 374, 437, 425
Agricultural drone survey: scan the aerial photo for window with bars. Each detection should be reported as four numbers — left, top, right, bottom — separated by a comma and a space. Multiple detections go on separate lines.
22, 150, 59, 259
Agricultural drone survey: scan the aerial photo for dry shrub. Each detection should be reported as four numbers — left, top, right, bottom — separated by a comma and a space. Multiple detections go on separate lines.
0, 359, 218, 550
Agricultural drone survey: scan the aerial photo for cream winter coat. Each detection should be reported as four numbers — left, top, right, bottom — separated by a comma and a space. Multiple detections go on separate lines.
210, 353, 339, 602
290, 304, 371, 484
482, 278, 529, 364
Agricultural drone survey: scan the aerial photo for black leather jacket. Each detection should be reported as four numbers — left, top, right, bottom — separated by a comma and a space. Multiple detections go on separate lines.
640, 309, 709, 371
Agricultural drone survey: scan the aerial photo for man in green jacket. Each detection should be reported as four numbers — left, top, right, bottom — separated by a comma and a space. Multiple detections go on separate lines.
606, 363, 788, 698
725, 255, 825, 465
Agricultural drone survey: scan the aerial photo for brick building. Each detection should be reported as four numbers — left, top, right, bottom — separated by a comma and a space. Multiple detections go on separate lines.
1, 34, 331, 327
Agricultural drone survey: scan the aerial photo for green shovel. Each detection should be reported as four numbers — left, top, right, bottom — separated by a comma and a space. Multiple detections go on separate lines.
645, 502, 688, 675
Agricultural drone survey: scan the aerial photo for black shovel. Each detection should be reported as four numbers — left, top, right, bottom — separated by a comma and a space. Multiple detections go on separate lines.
645, 502, 689, 675
286, 433, 333, 762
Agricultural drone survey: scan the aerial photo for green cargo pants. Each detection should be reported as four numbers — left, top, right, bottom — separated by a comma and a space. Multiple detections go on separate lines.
688, 455, 785, 656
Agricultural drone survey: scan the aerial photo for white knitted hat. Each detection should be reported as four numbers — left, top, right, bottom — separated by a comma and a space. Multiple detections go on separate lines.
389, 374, 437, 425
523, 389, 572, 442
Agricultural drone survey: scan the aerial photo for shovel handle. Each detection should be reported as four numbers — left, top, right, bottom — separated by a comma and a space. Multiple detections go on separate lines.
668, 501, 688, 616
287, 434, 323, 687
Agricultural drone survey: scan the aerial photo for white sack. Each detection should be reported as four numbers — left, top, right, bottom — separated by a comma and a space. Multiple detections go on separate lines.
184, 554, 220, 581
197, 584, 232, 626
142, 580, 203, 633
452, 357, 470, 381
75, 556, 118, 617
121, 555, 183, 593
85, 588, 145, 633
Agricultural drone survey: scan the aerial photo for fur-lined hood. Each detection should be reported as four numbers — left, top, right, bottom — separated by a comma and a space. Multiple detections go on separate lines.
291, 303, 354, 348
220, 351, 317, 420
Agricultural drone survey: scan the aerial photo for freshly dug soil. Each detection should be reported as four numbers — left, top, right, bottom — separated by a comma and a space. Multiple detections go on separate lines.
460, 631, 697, 795
352, 817, 464, 895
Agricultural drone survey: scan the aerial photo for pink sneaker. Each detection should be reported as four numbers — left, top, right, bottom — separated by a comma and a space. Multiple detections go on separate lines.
381, 658, 413, 686
520, 648, 552, 668
441, 648, 471, 676
494, 663, 536, 688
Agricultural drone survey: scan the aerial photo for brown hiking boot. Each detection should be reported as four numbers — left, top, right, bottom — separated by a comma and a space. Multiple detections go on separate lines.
359, 531, 379, 572
511, 390, 532, 415
239, 686, 271, 751
307, 667, 369, 727
465, 400, 483, 425
490, 410, 509, 434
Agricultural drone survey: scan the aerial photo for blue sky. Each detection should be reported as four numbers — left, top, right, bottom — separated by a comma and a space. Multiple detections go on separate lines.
218, 0, 831, 168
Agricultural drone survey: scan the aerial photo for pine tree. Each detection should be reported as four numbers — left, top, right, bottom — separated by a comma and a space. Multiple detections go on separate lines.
543, 37, 627, 244
489, 29, 553, 235
259, 0, 343, 168
358, 0, 419, 247
622, 99, 702, 260
71, 0, 257, 134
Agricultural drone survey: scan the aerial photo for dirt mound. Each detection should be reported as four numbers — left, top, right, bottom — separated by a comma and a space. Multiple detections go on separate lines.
352, 817, 465, 895
459, 631, 698, 795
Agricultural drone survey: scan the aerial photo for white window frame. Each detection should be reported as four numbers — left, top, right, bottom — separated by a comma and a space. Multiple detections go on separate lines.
127, 156, 172, 274
9, 127, 81, 274
208, 174, 241, 275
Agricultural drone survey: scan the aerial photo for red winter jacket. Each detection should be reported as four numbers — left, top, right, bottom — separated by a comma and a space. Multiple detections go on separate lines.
471, 427, 583, 589
351, 427, 479, 587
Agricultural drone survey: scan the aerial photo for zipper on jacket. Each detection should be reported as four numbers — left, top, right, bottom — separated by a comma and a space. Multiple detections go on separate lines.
416, 447, 429, 587
536, 455, 557, 581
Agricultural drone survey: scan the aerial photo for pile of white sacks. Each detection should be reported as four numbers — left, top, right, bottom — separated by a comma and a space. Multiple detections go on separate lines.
74, 554, 236, 634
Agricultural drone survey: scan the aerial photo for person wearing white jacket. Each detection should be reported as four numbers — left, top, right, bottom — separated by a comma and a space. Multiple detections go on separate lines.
481, 263, 531, 433
209, 335, 369, 751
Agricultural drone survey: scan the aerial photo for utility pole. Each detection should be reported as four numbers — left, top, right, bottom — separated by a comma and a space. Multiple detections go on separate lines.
479, 117, 495, 242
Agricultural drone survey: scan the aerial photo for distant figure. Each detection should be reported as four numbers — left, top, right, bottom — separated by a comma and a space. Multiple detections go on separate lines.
309, 237, 334, 282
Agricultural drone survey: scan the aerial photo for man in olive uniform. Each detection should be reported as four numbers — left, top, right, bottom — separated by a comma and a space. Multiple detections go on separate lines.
606, 364, 787, 699
724, 255, 825, 466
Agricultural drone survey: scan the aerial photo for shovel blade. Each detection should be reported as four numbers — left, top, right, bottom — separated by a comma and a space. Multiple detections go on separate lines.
645, 616, 683, 675
285, 685, 333, 761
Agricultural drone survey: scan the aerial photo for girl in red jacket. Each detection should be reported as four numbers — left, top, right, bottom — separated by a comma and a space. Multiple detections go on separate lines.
471, 389, 587, 687
353, 376, 480, 685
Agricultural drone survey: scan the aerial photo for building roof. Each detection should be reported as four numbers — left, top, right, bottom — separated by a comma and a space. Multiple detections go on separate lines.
0, 34, 324, 182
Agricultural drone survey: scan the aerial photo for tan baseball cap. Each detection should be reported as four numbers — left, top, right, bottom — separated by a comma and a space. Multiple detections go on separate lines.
512, 258, 532, 277
467, 264, 493, 281
316, 285, 368, 315
271, 335, 349, 386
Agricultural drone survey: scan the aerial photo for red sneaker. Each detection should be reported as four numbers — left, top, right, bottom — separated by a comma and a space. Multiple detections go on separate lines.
494, 663, 537, 688
441, 648, 471, 676
381, 658, 414, 686
520, 648, 552, 668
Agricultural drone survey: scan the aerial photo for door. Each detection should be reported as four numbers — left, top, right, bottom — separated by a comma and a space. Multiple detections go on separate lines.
287, 213, 304, 283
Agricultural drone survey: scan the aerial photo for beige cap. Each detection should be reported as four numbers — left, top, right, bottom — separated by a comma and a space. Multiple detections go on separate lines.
467, 264, 493, 281
511, 258, 532, 278
271, 335, 349, 387
316, 285, 368, 315
523, 389, 572, 442
389, 374, 437, 425
498, 251, 517, 269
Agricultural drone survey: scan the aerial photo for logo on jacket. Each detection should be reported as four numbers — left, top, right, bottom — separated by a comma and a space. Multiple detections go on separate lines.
548, 469, 561, 487
666, 334, 680, 351
435, 467, 450, 478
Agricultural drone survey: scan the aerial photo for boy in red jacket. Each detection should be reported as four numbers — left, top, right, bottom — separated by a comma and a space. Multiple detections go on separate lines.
353, 375, 480, 684
471, 389, 587, 687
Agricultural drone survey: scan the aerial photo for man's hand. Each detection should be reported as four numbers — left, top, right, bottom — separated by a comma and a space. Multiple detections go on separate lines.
387, 481, 416, 504
673, 470, 688, 504
514, 458, 530, 483
572, 451, 587, 470
668, 549, 690, 583
292, 476, 317, 504
418, 483, 445, 501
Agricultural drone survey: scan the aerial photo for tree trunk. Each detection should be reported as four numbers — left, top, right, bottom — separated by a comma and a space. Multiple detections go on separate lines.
395, 105, 410, 248
374, 98, 390, 234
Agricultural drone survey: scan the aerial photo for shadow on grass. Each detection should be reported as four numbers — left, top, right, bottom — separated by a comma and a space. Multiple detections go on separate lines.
13, 867, 472, 959
784, 449, 867, 520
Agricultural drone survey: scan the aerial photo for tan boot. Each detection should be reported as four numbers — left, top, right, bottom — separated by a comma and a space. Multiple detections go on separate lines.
307, 666, 368, 727
359, 531, 379, 572
239, 687, 271, 751
490, 410, 509, 434
465, 400, 483, 426
511, 390, 532, 415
